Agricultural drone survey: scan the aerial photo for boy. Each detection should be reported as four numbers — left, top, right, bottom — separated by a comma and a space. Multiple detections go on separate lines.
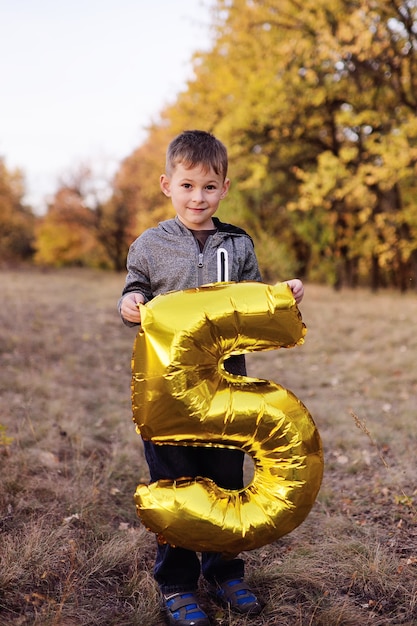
119, 130, 304, 626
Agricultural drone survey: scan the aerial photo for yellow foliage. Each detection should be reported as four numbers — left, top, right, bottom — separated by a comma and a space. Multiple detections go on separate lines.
0, 159, 35, 261
34, 188, 107, 267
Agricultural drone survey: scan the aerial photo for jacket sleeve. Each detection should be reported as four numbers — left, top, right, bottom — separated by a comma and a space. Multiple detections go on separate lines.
118, 236, 154, 326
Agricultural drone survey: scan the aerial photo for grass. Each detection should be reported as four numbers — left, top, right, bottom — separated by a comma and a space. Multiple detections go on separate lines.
0, 268, 416, 625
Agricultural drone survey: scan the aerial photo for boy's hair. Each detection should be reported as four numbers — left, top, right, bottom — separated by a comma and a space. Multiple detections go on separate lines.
166, 130, 228, 180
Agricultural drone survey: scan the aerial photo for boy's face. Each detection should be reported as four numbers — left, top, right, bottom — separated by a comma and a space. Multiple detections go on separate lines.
160, 163, 230, 230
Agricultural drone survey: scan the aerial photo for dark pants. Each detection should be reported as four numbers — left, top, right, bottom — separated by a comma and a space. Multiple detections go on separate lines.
143, 440, 246, 594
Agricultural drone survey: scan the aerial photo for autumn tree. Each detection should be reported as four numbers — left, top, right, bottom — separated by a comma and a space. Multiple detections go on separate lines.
206, 0, 417, 289
35, 165, 139, 270
35, 166, 108, 267
0, 158, 35, 264
95, 189, 138, 271
113, 121, 176, 237
35, 185, 103, 268
280, 0, 417, 290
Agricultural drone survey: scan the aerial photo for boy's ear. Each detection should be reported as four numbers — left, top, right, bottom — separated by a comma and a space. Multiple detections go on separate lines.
220, 178, 230, 199
160, 174, 171, 196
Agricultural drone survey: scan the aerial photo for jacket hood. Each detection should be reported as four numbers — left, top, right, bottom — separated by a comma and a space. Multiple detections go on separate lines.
158, 215, 253, 243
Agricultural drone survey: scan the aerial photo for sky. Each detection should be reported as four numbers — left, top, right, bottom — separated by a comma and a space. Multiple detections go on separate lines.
0, 0, 215, 212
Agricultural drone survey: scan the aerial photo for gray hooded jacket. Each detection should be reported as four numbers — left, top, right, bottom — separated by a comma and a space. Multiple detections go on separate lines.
119, 215, 261, 316
119, 215, 262, 374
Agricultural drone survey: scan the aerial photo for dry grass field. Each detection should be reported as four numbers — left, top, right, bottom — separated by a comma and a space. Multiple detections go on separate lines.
0, 268, 416, 626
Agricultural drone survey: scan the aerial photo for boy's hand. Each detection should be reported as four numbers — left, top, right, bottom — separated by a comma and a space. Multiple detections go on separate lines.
286, 279, 304, 305
120, 292, 145, 323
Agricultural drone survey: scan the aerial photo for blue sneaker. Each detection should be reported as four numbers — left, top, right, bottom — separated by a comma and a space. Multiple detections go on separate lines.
163, 592, 211, 626
209, 578, 262, 615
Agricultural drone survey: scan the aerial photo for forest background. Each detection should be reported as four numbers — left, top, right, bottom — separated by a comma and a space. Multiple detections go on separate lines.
2, 0, 417, 291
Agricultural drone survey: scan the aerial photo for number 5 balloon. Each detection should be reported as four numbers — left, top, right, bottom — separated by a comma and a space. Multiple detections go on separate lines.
131, 281, 323, 556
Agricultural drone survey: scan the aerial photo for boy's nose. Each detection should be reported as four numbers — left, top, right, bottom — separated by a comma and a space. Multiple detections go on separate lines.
192, 188, 204, 203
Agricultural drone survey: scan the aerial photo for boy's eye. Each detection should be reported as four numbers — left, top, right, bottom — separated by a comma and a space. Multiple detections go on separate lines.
180, 183, 217, 190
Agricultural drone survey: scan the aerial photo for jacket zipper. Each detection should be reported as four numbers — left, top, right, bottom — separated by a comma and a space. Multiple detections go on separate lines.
196, 234, 219, 285
197, 252, 204, 285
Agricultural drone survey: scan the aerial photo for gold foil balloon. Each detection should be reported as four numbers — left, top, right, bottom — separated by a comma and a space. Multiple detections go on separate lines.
131, 281, 323, 556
